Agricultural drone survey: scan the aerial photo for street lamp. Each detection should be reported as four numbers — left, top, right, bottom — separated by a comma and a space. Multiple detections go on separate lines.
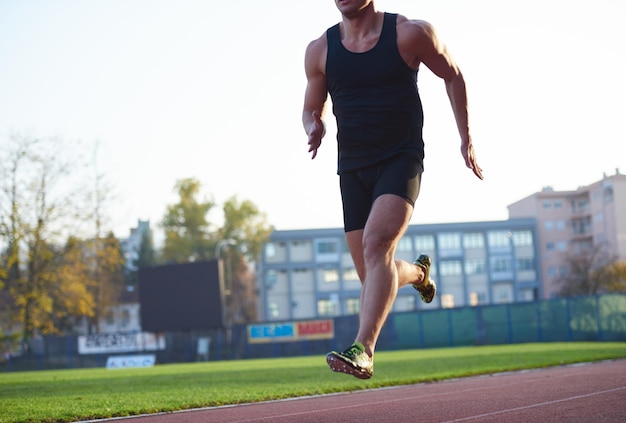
215, 239, 237, 258
215, 238, 237, 356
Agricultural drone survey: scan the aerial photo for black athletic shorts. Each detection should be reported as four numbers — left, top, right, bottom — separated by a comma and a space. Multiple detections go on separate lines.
339, 154, 423, 232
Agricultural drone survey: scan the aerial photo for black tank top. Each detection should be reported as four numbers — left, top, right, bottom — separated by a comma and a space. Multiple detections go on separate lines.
326, 13, 424, 173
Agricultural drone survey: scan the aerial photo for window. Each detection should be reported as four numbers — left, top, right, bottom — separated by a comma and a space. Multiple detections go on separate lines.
488, 231, 510, 248
516, 258, 534, 271
317, 240, 338, 254
556, 220, 566, 230
266, 270, 276, 288
465, 259, 486, 274
345, 298, 360, 315
441, 294, 455, 308
317, 299, 337, 316
397, 236, 412, 253
440, 260, 462, 276
322, 268, 339, 283
544, 221, 554, 230
470, 292, 487, 306
463, 233, 484, 249
491, 257, 511, 272
554, 199, 563, 209
343, 267, 359, 282
265, 243, 276, 258
122, 309, 130, 327
414, 235, 435, 252
269, 302, 279, 318
557, 241, 567, 251
546, 242, 555, 251
512, 231, 533, 246
542, 200, 552, 209
438, 233, 461, 250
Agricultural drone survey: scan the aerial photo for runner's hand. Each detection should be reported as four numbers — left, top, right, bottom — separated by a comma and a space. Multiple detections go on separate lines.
307, 111, 325, 159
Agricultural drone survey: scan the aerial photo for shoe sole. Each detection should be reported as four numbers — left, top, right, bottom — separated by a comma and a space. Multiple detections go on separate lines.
326, 353, 373, 379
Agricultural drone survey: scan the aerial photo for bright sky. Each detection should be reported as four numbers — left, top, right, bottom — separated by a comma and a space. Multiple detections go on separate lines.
1, 0, 624, 241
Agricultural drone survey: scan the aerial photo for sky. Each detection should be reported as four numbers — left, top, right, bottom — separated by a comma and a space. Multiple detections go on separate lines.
1, 0, 624, 242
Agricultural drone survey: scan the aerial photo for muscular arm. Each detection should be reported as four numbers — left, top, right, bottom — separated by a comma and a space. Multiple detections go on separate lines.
302, 36, 329, 159
398, 18, 483, 179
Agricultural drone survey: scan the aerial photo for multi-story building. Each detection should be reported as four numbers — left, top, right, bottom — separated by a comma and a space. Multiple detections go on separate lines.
508, 170, 626, 299
97, 219, 153, 334
257, 219, 540, 321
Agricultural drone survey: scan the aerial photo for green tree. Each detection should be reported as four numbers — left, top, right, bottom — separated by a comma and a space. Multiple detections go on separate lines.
160, 178, 216, 263
218, 196, 273, 324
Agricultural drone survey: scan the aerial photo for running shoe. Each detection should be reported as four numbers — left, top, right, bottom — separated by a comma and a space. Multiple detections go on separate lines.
412, 254, 437, 303
326, 342, 373, 379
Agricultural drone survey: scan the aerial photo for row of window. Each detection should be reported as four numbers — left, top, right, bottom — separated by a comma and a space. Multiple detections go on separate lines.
267, 286, 519, 319
266, 256, 536, 286
266, 230, 535, 259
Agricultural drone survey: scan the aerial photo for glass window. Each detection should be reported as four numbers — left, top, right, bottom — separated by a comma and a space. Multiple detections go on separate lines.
463, 233, 484, 249
487, 231, 510, 248
265, 242, 276, 258
343, 267, 359, 282
491, 257, 511, 272
317, 240, 338, 254
438, 233, 461, 250
269, 302, 279, 318
542, 200, 552, 209
317, 299, 337, 316
441, 294, 455, 308
512, 231, 533, 246
440, 260, 462, 276
465, 259, 486, 275
397, 236, 412, 253
266, 269, 276, 288
322, 268, 339, 283
516, 258, 534, 271
345, 298, 360, 315
414, 235, 435, 252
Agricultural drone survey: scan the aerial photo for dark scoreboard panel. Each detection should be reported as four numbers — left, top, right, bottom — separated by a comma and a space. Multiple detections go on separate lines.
138, 260, 224, 331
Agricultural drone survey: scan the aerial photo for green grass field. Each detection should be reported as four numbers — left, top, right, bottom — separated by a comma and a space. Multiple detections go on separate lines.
1, 342, 625, 423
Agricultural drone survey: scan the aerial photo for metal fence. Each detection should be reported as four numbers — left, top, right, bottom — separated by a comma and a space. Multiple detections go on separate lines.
2, 293, 626, 372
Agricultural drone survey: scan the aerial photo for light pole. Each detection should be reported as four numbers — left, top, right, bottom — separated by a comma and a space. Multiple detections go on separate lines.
215, 238, 237, 356
215, 239, 237, 259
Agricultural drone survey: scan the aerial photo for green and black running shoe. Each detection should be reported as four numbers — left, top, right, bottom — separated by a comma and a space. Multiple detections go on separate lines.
412, 254, 437, 303
326, 342, 373, 379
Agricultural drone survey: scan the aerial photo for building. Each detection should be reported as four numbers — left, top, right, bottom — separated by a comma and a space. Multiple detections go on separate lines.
508, 170, 626, 298
97, 219, 153, 334
257, 219, 540, 321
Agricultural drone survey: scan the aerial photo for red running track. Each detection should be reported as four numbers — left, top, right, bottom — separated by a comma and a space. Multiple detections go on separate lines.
88, 359, 626, 423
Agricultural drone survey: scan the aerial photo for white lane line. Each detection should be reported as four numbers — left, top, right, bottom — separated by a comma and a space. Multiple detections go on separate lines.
439, 386, 626, 423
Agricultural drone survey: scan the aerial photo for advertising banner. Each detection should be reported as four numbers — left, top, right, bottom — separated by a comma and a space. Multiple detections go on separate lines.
247, 320, 334, 344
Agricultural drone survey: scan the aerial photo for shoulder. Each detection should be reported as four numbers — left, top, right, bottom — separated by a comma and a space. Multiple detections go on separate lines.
395, 14, 437, 43
304, 31, 328, 75
305, 31, 328, 61
395, 15, 444, 65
